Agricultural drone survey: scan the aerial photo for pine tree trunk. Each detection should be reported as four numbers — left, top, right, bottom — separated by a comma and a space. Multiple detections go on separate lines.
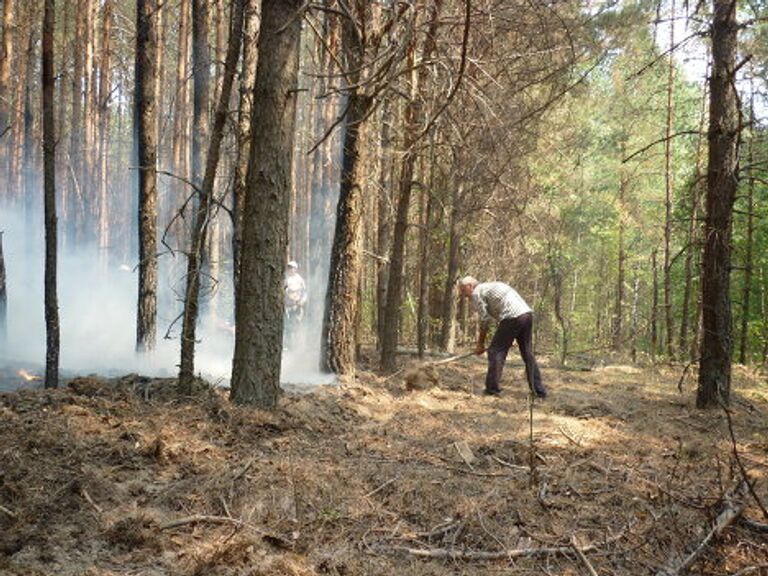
439, 183, 461, 353
69, 3, 85, 245
0, 231, 6, 354
697, 0, 739, 408
651, 249, 658, 359
738, 80, 755, 364
171, 0, 191, 247
662, 0, 676, 358
375, 100, 393, 350
416, 157, 433, 358
192, 0, 211, 187
43, 0, 60, 389
9, 22, 30, 208
179, 0, 244, 393
230, 0, 301, 408
135, 0, 159, 352
613, 161, 626, 351
380, 0, 442, 371
232, 0, 259, 298
97, 0, 112, 267
0, 0, 14, 198
679, 68, 709, 359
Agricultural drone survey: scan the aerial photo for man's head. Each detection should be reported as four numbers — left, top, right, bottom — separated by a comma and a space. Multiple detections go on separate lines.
286, 260, 299, 275
458, 275, 478, 298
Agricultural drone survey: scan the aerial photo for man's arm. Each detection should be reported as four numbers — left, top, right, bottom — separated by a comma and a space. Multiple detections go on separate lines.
472, 292, 490, 355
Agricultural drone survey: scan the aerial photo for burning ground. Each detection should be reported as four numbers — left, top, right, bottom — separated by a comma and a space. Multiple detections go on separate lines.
0, 358, 767, 575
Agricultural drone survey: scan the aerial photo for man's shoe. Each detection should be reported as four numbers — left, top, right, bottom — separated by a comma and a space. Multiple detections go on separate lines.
483, 388, 501, 396
532, 389, 547, 399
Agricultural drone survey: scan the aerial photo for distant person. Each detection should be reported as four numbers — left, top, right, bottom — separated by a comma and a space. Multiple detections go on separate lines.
283, 260, 307, 348
458, 276, 547, 399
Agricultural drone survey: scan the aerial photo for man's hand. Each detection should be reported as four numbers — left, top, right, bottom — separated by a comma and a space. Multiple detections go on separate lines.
475, 344, 486, 356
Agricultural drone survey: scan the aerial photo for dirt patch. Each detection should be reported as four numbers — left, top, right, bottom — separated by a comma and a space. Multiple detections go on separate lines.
0, 362, 767, 575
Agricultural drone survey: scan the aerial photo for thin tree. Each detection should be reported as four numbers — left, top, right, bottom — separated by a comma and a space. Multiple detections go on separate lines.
0, 0, 14, 194
381, 0, 443, 371
230, 0, 302, 408
192, 0, 211, 188
42, 0, 60, 388
321, 6, 374, 375
662, 0, 676, 358
697, 0, 739, 408
135, 0, 159, 352
737, 76, 755, 365
232, 0, 260, 297
179, 0, 244, 393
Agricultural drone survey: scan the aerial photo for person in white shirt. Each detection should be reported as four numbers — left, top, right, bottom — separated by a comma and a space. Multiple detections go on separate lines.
458, 276, 546, 398
283, 261, 307, 348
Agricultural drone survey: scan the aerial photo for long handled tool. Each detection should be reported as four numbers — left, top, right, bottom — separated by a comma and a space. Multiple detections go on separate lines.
428, 349, 483, 366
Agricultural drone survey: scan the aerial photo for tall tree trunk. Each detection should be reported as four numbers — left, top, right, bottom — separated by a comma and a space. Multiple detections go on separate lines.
697, 0, 739, 408
97, 0, 112, 266
651, 249, 658, 360
171, 0, 191, 247
9, 23, 30, 208
0, 232, 6, 354
662, 0, 676, 358
232, 0, 259, 300
375, 99, 393, 350
69, 2, 85, 245
321, 92, 372, 374
135, 0, 159, 352
42, 0, 60, 389
737, 79, 755, 365
381, 0, 441, 371
0, 0, 14, 198
416, 152, 433, 358
439, 183, 461, 352
613, 156, 626, 351
230, 0, 301, 408
192, 0, 211, 188
679, 68, 709, 358
179, 0, 244, 393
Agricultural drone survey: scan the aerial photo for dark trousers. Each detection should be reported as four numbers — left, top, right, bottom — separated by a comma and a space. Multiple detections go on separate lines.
485, 312, 546, 397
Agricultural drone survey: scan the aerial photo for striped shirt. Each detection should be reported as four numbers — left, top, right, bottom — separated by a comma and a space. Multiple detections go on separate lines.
472, 282, 532, 330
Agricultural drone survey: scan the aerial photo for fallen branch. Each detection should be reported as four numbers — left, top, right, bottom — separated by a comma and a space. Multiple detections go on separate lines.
377, 528, 624, 560
571, 535, 599, 576
733, 565, 768, 576
740, 517, 768, 533
81, 488, 103, 514
160, 514, 292, 548
364, 477, 397, 499
0, 504, 17, 519
656, 481, 748, 576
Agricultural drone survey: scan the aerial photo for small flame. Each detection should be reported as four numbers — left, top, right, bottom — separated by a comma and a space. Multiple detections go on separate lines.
17, 369, 42, 382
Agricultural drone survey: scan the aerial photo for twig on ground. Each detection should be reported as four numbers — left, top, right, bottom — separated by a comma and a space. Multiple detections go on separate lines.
656, 481, 748, 576
364, 477, 397, 499
0, 504, 17, 519
732, 564, 768, 576
160, 514, 292, 548
571, 534, 599, 576
740, 517, 768, 533
558, 425, 583, 448
81, 488, 103, 514
377, 528, 624, 560
490, 455, 529, 471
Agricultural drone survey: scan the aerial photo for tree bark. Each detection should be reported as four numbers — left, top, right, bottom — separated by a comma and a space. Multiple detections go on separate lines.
439, 183, 461, 353
0, 231, 6, 354
170, 0, 191, 247
697, 0, 739, 408
0, 0, 14, 198
192, 0, 211, 188
42, 0, 60, 389
135, 0, 159, 352
230, 0, 301, 408
380, 0, 442, 371
738, 79, 755, 364
662, 0, 676, 358
179, 0, 244, 393
97, 0, 112, 266
232, 0, 259, 299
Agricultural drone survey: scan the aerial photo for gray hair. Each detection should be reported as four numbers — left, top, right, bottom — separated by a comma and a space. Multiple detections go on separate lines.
458, 276, 478, 287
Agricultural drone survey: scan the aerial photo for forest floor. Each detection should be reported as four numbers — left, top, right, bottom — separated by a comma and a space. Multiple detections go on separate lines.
1, 354, 767, 576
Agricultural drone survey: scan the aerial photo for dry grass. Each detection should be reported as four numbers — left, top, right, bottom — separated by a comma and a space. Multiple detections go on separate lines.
0, 358, 767, 575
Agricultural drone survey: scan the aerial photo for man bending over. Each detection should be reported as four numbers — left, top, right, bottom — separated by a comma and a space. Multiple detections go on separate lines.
458, 276, 547, 398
